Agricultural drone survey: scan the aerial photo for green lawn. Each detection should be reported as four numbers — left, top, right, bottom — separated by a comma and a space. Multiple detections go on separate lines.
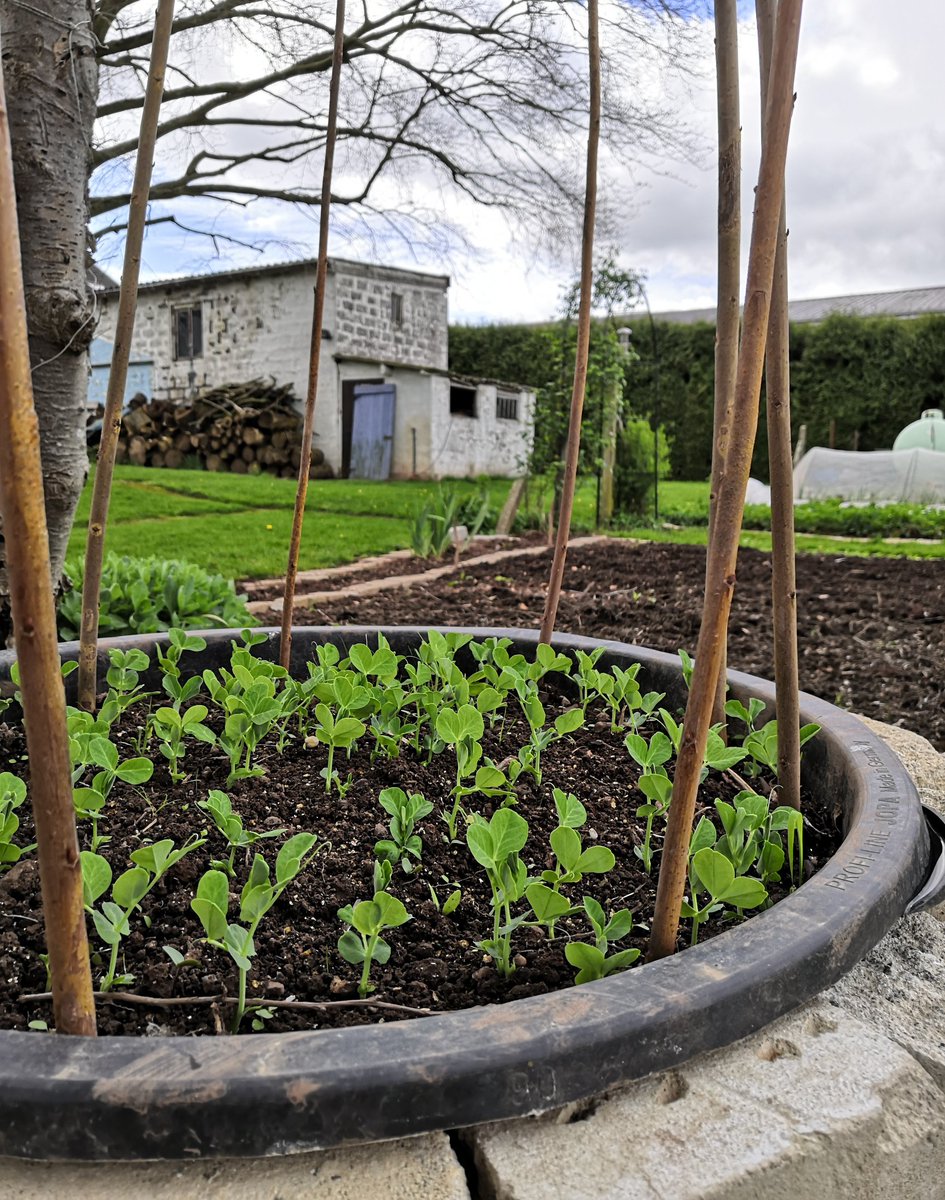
67, 468, 944, 580
69, 469, 512, 579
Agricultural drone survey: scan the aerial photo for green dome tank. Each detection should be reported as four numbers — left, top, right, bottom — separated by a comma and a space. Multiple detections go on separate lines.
893, 408, 945, 453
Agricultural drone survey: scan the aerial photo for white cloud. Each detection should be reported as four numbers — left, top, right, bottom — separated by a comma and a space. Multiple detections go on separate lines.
117, 1, 945, 326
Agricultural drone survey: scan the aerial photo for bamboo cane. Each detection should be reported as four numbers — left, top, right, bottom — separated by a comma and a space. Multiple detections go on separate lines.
0, 42, 96, 1034
707, 0, 741, 732
539, 0, 600, 644
647, 0, 803, 962
77, 0, 176, 712
280, 0, 346, 671
757, 0, 801, 810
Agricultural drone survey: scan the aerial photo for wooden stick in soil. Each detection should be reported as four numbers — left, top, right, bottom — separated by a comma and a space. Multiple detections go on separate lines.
647, 0, 804, 963
77, 0, 176, 712
0, 45, 96, 1035
757, 0, 801, 811
280, 0, 346, 671
539, 0, 600, 644
706, 0, 741, 732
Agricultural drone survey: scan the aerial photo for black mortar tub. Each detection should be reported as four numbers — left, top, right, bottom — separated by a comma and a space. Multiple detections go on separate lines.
0, 626, 940, 1161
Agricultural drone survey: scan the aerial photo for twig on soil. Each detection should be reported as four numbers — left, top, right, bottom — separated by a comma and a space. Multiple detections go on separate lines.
19, 990, 433, 1017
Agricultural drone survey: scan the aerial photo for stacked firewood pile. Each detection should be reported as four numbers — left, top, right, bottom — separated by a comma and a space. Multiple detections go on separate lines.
109, 380, 333, 477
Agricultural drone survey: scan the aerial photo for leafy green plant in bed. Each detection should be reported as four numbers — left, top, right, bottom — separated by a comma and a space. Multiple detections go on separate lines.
681, 847, 769, 947
374, 787, 434, 873
71, 731, 154, 851
516, 694, 584, 787
198, 789, 286, 876
158, 629, 208, 710
466, 807, 530, 976
152, 704, 216, 782
82, 837, 204, 990
0, 773, 31, 869
59, 554, 256, 640
192, 833, 321, 1030
436, 703, 485, 838
565, 897, 640, 983
337, 890, 412, 997
526, 789, 616, 937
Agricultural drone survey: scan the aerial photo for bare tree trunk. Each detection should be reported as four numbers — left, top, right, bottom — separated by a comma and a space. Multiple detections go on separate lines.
647, 0, 803, 963
0, 36, 96, 1035
707, 0, 741, 732
539, 0, 600, 643
0, 0, 98, 642
757, 0, 801, 810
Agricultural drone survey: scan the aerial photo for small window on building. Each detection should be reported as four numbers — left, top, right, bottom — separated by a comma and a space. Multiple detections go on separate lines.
390, 292, 404, 327
173, 304, 203, 360
496, 392, 519, 421
449, 383, 477, 418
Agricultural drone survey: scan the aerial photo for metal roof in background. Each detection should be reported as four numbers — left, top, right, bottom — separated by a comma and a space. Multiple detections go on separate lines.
645, 284, 945, 326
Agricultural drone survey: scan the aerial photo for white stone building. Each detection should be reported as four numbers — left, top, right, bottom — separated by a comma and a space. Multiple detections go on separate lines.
90, 257, 534, 480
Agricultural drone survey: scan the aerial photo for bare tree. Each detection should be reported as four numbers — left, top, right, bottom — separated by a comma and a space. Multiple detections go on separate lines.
0, 0, 699, 630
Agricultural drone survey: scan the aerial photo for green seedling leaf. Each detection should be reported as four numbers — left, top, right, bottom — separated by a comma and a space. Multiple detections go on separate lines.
112, 867, 150, 910
525, 883, 571, 927
552, 788, 587, 829
554, 708, 583, 736
691, 848, 735, 898
81, 851, 112, 907
191, 869, 230, 942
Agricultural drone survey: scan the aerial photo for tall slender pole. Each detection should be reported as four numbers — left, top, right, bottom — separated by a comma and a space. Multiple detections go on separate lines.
0, 41, 96, 1035
539, 0, 600, 643
707, 0, 741, 731
647, 0, 803, 962
757, 0, 801, 810
77, 0, 176, 711
280, 0, 346, 670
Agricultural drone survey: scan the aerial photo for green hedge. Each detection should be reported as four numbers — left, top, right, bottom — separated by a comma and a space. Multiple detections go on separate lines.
660, 498, 945, 541
450, 313, 945, 482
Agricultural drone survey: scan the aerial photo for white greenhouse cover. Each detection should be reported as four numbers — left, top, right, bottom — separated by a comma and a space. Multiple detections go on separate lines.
793, 447, 945, 503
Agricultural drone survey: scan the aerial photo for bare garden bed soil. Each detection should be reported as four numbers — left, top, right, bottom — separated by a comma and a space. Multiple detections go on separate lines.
0, 670, 836, 1038
294, 541, 945, 750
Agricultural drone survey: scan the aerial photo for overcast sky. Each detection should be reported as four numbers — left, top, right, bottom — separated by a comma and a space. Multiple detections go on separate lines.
115, 0, 945, 325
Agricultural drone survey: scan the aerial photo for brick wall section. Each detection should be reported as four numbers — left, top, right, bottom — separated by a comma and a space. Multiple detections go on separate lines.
333, 262, 448, 370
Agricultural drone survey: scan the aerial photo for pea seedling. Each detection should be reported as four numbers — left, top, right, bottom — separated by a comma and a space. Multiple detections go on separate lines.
681, 847, 768, 946
466, 807, 530, 975
82, 836, 204, 990
312, 703, 366, 793
198, 789, 286, 876
337, 890, 412, 997
374, 787, 433, 873
565, 897, 640, 983
435, 703, 485, 838
192, 832, 320, 1030
152, 703, 216, 782
0, 773, 29, 869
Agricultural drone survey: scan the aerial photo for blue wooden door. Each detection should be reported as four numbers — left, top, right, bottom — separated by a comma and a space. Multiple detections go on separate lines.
350, 383, 396, 479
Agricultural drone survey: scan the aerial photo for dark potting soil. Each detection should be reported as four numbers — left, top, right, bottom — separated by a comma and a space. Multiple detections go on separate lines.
0, 679, 838, 1037
293, 540, 945, 751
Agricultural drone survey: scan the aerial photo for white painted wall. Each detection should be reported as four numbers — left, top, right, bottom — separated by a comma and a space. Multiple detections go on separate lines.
430, 381, 534, 478
93, 259, 532, 479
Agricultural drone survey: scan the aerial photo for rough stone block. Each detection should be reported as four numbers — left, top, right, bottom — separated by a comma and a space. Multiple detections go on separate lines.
825, 912, 945, 1090
467, 1006, 945, 1200
0, 1133, 469, 1200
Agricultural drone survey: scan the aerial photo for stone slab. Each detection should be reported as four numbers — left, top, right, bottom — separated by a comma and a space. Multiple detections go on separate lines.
468, 1005, 945, 1200
0, 1133, 469, 1200
862, 716, 945, 820
826, 913, 945, 1091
